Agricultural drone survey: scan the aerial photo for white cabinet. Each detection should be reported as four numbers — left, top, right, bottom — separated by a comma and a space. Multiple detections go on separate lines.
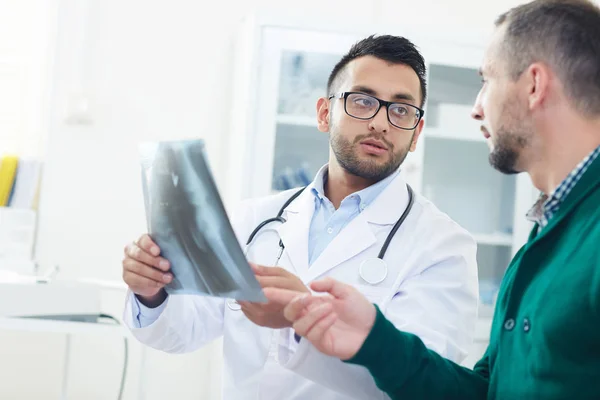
227, 14, 539, 363
227, 20, 366, 202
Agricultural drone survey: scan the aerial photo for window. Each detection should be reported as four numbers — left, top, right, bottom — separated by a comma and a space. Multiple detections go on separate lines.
0, 1, 55, 158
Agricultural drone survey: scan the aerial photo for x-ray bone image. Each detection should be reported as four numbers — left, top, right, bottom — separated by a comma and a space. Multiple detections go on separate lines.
139, 139, 266, 302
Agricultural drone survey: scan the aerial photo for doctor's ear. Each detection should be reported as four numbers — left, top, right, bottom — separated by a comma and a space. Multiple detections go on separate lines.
316, 97, 331, 133
409, 118, 425, 152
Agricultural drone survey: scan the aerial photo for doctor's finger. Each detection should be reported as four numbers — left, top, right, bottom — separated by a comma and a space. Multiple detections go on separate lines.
123, 270, 165, 292
251, 263, 288, 276
310, 278, 352, 299
263, 287, 306, 306
256, 276, 303, 290
137, 234, 161, 256
125, 242, 170, 272
292, 302, 334, 336
123, 259, 172, 284
239, 302, 263, 317
238, 300, 261, 310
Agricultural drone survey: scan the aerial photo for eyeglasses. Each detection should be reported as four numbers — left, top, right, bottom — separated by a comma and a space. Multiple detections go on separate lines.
328, 92, 424, 130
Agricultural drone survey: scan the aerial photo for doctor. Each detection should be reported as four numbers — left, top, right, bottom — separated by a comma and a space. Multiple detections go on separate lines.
122, 34, 479, 400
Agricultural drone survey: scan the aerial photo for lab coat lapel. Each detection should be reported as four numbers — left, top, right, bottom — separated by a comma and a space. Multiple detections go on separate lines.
275, 189, 314, 277
305, 212, 376, 282
361, 173, 411, 225
304, 173, 410, 283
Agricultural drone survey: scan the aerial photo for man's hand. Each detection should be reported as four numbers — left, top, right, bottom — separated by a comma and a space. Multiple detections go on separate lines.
239, 263, 309, 329
122, 234, 172, 308
264, 278, 376, 360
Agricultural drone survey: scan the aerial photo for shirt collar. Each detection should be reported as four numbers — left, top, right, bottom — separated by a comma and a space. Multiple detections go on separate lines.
310, 164, 329, 201
547, 144, 600, 202
310, 164, 400, 210
526, 144, 600, 227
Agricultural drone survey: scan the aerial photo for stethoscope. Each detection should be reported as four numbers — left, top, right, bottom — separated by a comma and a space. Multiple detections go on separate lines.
227, 184, 415, 311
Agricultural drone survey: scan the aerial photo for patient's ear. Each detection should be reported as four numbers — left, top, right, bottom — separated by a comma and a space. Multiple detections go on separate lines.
526, 63, 551, 112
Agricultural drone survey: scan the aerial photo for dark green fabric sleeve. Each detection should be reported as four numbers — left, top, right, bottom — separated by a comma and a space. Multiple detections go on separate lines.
345, 306, 489, 400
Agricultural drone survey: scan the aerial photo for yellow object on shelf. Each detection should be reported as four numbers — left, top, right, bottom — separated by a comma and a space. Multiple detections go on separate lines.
0, 155, 19, 206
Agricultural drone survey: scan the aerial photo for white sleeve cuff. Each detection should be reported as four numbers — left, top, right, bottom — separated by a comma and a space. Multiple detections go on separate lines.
131, 292, 169, 328
277, 327, 301, 365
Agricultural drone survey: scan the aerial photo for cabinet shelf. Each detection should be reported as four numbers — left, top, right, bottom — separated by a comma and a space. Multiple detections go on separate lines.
276, 114, 317, 127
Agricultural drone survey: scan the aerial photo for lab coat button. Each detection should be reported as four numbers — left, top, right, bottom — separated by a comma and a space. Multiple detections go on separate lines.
504, 318, 515, 331
327, 227, 333, 234
523, 318, 531, 332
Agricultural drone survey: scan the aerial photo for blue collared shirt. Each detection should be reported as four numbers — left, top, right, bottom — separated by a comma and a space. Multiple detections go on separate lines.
307, 165, 399, 265
526, 145, 600, 230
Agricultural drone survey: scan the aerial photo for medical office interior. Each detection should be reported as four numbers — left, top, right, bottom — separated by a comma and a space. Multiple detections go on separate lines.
0, 0, 581, 399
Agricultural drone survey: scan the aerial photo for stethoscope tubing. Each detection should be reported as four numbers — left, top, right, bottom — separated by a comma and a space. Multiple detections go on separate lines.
227, 184, 414, 310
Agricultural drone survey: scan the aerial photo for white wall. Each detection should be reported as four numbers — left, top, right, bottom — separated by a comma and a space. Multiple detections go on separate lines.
1, 0, 527, 399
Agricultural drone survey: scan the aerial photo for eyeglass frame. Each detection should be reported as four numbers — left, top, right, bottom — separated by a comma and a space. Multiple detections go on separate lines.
328, 91, 425, 131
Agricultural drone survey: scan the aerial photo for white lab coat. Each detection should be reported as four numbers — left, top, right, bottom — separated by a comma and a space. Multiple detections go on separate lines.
123, 172, 479, 400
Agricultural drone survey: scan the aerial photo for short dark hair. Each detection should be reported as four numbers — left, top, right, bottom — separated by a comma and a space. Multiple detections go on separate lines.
326, 35, 427, 107
495, 0, 600, 116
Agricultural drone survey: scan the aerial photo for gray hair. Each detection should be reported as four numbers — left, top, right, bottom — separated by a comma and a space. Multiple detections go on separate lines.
496, 0, 600, 116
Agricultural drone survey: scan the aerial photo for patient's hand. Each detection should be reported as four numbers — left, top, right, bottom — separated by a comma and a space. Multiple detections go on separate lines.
264, 278, 376, 360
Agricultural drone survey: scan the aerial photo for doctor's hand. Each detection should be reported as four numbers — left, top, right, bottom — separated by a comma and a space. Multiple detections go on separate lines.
122, 234, 172, 308
239, 263, 309, 329
264, 278, 376, 360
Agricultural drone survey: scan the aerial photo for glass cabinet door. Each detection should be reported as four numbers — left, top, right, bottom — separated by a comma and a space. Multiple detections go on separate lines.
420, 61, 518, 314
271, 50, 340, 192
244, 27, 360, 198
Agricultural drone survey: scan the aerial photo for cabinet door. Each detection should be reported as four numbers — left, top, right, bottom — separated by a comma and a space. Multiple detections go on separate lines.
420, 55, 523, 316
242, 27, 358, 198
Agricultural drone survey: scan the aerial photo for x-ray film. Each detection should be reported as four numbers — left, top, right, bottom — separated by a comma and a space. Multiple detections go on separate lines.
139, 139, 266, 302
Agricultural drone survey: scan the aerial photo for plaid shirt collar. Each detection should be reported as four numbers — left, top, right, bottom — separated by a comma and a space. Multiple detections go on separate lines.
526, 145, 600, 230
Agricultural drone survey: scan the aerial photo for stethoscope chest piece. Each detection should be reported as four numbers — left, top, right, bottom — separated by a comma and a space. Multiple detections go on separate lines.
359, 258, 388, 285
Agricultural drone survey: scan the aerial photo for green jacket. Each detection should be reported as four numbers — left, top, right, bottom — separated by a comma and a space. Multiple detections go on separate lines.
347, 154, 600, 399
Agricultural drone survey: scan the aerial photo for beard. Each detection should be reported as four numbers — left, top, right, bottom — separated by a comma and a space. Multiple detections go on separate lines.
488, 132, 528, 174
488, 101, 531, 175
330, 127, 413, 181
